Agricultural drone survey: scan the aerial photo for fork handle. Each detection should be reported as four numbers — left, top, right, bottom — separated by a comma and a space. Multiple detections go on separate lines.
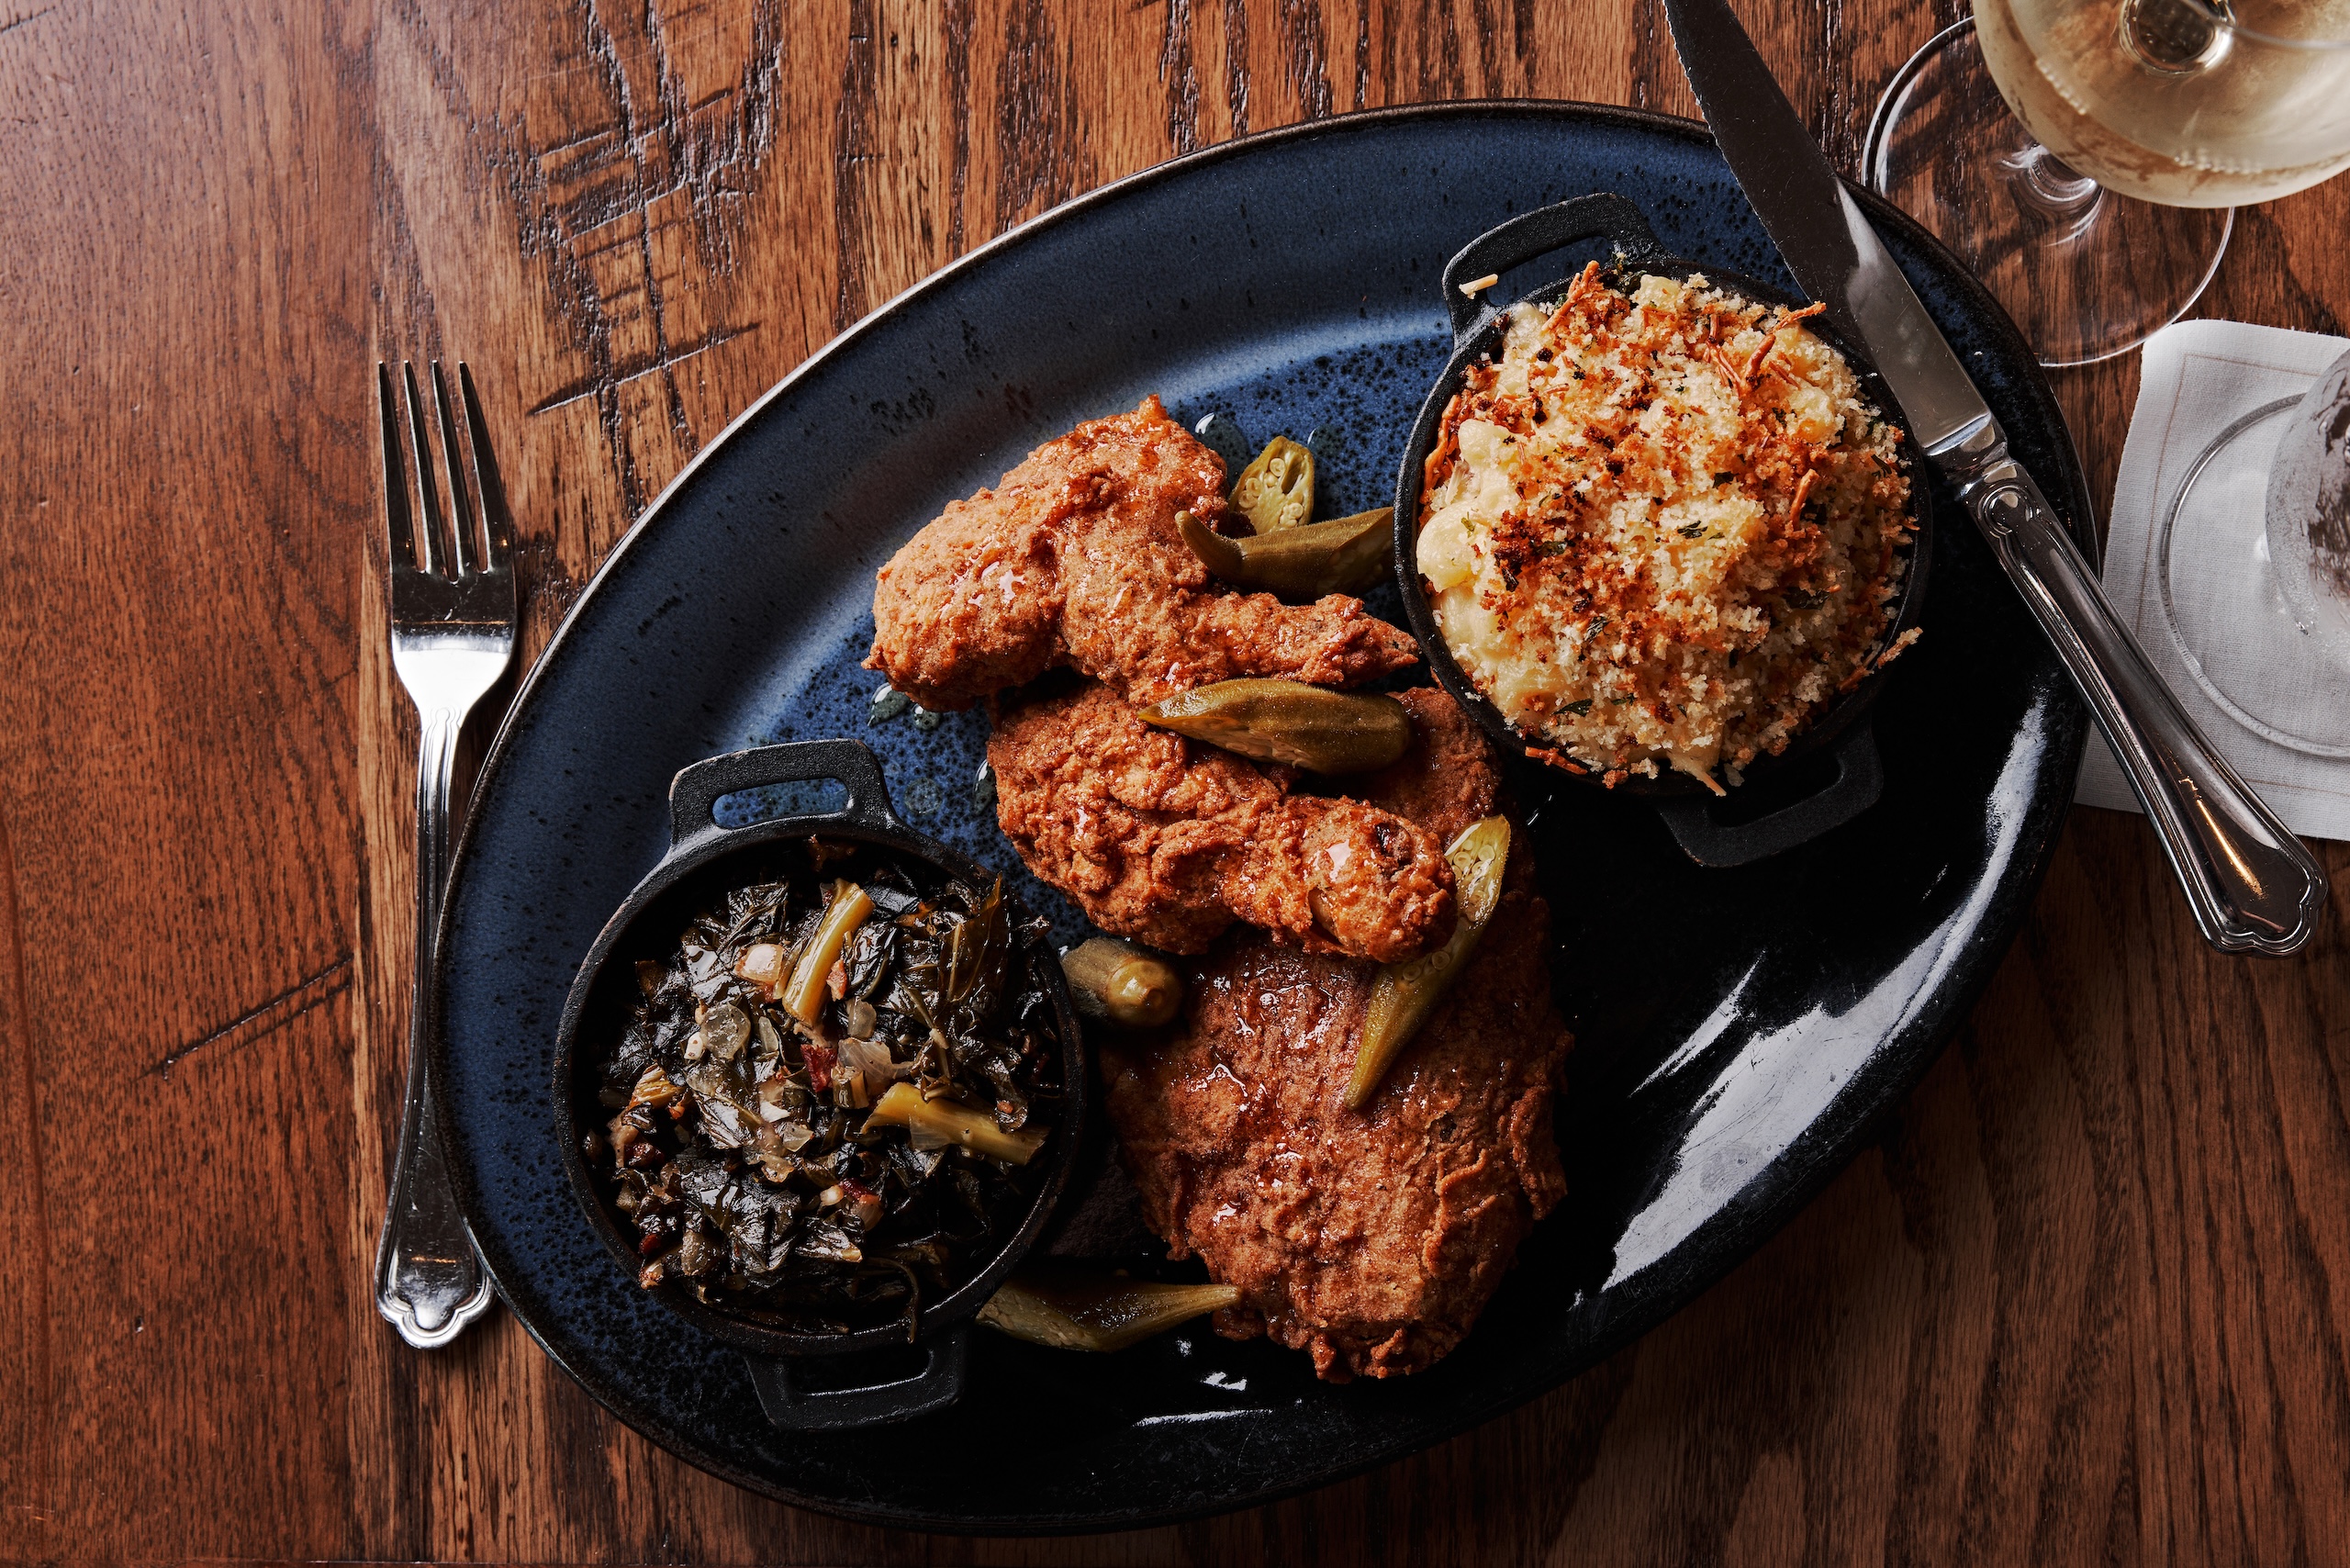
375, 701, 495, 1347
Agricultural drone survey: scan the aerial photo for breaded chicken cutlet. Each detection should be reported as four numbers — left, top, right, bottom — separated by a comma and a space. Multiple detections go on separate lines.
866, 397, 1418, 710
986, 678, 1457, 963
1102, 689, 1572, 1380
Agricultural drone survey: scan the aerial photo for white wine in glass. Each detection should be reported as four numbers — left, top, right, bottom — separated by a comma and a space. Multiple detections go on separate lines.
1975, 0, 2350, 207
1867, 0, 2350, 364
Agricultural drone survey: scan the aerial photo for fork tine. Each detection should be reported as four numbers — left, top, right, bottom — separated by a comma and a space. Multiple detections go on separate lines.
428, 361, 479, 576
377, 363, 420, 572
400, 361, 450, 577
454, 362, 509, 568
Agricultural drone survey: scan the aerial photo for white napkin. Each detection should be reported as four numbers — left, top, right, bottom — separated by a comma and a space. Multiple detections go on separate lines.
2076, 318, 2350, 843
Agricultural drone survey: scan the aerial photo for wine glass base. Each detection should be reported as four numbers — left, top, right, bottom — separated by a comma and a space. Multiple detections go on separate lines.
1864, 17, 2233, 368
2156, 397, 2350, 757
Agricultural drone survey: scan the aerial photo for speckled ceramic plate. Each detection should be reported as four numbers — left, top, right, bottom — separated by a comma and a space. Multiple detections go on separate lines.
430, 102, 2094, 1533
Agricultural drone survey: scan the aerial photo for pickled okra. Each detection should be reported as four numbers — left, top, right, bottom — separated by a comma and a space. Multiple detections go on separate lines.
1060, 936, 1184, 1028
1344, 815, 1511, 1109
979, 1264, 1240, 1352
1229, 435, 1314, 532
1139, 678, 1413, 774
1178, 507, 1393, 598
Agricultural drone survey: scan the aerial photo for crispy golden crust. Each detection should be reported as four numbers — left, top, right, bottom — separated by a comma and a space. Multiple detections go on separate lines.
1106, 868, 1568, 1382
985, 678, 1457, 963
1102, 690, 1572, 1380
1416, 265, 1915, 785
867, 397, 1419, 710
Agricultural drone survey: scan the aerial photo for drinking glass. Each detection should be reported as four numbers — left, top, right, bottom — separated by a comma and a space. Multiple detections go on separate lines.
1865, 0, 2350, 366
2141, 381, 2350, 758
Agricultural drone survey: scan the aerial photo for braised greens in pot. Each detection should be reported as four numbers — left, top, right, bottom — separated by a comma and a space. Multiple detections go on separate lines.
587, 844, 1063, 1335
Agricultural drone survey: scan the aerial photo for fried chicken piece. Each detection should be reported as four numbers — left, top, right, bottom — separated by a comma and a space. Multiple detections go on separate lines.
1356, 686, 1504, 846
1102, 690, 1572, 1380
986, 678, 1457, 963
867, 397, 1419, 710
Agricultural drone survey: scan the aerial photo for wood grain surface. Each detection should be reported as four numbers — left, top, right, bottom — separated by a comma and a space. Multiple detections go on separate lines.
3, 0, 2347, 1562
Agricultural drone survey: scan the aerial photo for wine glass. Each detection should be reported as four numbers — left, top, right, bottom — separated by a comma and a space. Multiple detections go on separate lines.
2143, 375, 2350, 760
2271, 353, 2350, 669
1864, 0, 2350, 367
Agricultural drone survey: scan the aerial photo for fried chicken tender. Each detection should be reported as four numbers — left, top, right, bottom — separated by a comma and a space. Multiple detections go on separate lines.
986, 678, 1457, 964
1102, 689, 1572, 1380
1358, 686, 1510, 846
867, 397, 1419, 710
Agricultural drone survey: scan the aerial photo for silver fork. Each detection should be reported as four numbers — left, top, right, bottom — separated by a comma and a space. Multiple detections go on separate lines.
375, 361, 513, 1348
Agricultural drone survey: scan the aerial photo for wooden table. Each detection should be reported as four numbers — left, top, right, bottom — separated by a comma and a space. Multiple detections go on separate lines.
5, 0, 2346, 1561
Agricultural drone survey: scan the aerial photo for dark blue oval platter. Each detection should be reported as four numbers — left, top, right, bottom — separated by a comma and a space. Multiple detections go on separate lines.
430, 102, 2096, 1533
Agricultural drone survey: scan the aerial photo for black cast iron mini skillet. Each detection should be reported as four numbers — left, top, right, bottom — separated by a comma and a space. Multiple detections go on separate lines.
552, 738, 1087, 1431
1394, 192, 1933, 868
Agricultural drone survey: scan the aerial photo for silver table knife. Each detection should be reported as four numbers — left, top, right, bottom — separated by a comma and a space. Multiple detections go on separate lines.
1662, 0, 2327, 955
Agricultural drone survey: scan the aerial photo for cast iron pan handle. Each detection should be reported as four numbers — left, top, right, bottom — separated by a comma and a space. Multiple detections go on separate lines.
666, 738, 902, 850
744, 1325, 970, 1431
1649, 725, 1885, 868
1441, 193, 1664, 342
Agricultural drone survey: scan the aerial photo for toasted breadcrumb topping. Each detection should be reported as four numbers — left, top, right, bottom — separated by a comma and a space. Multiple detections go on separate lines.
1416, 263, 1917, 789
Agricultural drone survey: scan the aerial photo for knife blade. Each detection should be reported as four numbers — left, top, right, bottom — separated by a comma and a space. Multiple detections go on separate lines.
1661, 0, 2327, 955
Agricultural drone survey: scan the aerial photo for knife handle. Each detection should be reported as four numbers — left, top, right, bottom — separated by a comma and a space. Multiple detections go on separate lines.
1940, 418, 2329, 955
